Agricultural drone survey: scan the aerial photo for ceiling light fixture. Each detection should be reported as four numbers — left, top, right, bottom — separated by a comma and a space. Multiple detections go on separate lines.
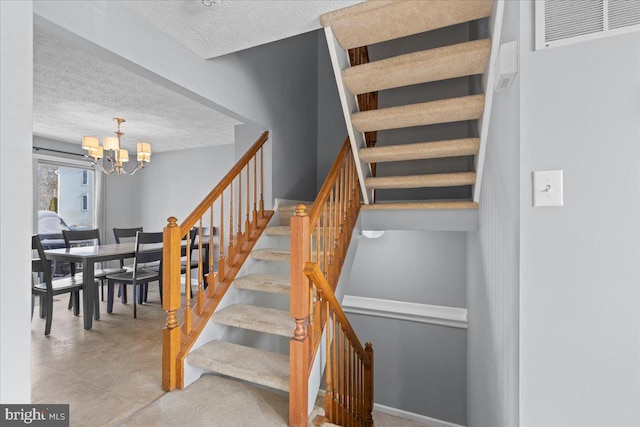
82, 118, 151, 175
202, 0, 218, 6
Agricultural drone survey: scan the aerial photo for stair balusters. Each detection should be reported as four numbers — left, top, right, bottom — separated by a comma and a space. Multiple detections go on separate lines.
162, 131, 273, 391
289, 137, 373, 427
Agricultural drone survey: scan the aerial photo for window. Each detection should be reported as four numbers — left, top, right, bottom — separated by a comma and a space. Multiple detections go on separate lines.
36, 160, 96, 232
81, 193, 89, 211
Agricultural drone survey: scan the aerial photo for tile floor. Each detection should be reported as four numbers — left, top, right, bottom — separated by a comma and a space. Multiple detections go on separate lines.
31, 286, 430, 427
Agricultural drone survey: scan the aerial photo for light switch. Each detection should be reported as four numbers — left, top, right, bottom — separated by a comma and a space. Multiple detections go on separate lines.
533, 170, 563, 207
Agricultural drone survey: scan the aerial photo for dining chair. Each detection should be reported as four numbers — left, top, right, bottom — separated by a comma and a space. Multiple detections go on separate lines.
106, 231, 163, 318
113, 226, 143, 303
62, 229, 125, 302
31, 235, 90, 335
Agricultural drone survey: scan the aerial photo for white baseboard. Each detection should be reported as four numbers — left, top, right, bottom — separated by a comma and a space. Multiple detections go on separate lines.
316, 390, 466, 427
341, 295, 468, 329
373, 403, 466, 427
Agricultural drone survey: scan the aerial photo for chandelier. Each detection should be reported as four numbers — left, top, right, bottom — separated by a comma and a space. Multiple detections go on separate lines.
82, 118, 151, 175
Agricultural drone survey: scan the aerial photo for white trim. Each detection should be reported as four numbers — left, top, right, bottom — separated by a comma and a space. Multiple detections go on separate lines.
33, 152, 93, 168
473, 0, 505, 202
316, 390, 466, 427
373, 403, 466, 427
341, 295, 467, 329
323, 27, 373, 204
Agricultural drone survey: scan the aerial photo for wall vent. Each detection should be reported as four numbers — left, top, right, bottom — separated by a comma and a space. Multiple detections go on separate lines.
536, 0, 640, 50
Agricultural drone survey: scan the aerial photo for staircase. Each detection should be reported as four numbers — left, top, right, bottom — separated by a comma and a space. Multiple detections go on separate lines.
161, 2, 504, 426
321, 0, 499, 209
186, 202, 300, 395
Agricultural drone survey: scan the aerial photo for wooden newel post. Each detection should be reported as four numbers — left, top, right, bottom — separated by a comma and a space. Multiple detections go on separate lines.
364, 342, 374, 427
290, 204, 310, 427
162, 216, 182, 391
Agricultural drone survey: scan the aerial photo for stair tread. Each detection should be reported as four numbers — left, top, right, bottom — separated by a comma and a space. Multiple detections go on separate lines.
359, 138, 480, 163
363, 200, 479, 210
213, 304, 294, 337
320, 0, 493, 50
365, 172, 476, 189
188, 340, 289, 392
233, 273, 291, 294
265, 226, 291, 236
344, 39, 491, 95
251, 248, 291, 262
351, 94, 485, 133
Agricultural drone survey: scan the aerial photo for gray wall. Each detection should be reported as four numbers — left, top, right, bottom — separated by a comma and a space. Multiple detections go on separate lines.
519, 2, 640, 425
0, 0, 33, 403
210, 31, 319, 202
345, 231, 467, 424
466, 1, 521, 426
348, 314, 467, 425
347, 231, 467, 307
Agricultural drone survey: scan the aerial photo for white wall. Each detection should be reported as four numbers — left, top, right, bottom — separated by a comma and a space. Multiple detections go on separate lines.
466, 1, 521, 426
0, 0, 33, 403
519, 2, 640, 425
137, 144, 235, 232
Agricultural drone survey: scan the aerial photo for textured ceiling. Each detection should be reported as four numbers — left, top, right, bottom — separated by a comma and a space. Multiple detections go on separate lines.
33, 1, 363, 153
34, 27, 240, 153
122, 0, 363, 59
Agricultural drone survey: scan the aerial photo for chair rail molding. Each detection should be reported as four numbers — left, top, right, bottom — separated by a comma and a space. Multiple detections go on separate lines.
341, 295, 468, 329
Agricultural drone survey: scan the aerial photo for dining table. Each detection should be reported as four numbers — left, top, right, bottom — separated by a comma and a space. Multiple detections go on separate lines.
44, 242, 136, 330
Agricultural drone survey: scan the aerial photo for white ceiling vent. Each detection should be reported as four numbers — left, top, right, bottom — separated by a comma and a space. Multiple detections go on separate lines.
536, 0, 640, 50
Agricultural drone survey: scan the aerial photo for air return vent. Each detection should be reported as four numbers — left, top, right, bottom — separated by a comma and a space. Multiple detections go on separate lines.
536, 0, 640, 50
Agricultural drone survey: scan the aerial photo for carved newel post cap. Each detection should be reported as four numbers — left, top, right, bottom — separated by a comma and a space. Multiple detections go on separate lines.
167, 216, 178, 227
295, 204, 308, 217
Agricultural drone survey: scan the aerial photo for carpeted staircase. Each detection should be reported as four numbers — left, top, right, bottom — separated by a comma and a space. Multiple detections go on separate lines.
321, 0, 494, 210
184, 201, 324, 422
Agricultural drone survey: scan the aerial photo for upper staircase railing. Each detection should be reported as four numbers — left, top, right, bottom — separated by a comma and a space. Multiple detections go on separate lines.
289, 137, 373, 426
162, 131, 274, 391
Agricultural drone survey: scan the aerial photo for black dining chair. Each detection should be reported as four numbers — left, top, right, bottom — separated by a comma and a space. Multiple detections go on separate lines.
31, 235, 91, 335
62, 229, 125, 303
106, 231, 163, 318
113, 227, 144, 303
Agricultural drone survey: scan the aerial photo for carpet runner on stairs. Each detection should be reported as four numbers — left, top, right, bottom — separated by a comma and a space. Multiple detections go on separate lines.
188, 340, 290, 392
186, 203, 298, 413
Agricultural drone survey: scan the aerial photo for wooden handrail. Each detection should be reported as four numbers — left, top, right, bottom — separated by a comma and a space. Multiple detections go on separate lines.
304, 262, 371, 368
308, 137, 351, 224
162, 131, 274, 391
180, 131, 269, 234
304, 260, 374, 427
289, 136, 371, 426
